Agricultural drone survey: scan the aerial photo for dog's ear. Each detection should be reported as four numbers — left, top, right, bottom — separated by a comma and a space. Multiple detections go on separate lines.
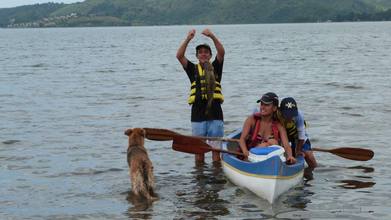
134, 128, 146, 137
124, 129, 133, 136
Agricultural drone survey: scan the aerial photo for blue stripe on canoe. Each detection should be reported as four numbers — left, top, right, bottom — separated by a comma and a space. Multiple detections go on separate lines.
222, 153, 304, 177
250, 146, 281, 155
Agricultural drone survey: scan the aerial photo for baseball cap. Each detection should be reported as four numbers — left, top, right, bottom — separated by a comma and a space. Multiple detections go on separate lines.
280, 97, 298, 118
256, 92, 279, 106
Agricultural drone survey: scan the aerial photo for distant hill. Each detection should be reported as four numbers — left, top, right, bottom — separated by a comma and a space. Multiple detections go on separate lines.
363, 0, 391, 9
0, 3, 65, 27
1, 0, 391, 28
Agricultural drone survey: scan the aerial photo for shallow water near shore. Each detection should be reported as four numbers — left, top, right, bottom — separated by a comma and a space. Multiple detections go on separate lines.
1, 22, 391, 219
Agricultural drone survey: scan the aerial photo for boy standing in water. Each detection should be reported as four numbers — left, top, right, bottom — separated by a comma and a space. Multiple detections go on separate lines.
176, 29, 225, 164
278, 97, 317, 170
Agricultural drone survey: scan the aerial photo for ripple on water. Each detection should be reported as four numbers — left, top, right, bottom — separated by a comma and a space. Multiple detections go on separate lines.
4, 155, 34, 161
324, 82, 365, 90
2, 140, 21, 145
338, 180, 376, 189
45, 168, 123, 178
7, 165, 33, 170
26, 63, 46, 68
342, 112, 363, 117
96, 69, 115, 73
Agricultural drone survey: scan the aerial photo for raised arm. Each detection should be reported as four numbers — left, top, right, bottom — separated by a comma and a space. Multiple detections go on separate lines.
277, 123, 296, 164
202, 29, 225, 63
176, 29, 195, 68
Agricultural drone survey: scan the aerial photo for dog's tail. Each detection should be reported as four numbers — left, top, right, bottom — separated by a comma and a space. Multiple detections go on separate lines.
131, 160, 157, 201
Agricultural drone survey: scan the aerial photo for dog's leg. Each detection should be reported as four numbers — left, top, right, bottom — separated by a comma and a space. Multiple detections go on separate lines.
137, 160, 154, 201
130, 161, 145, 198
131, 160, 154, 201
144, 161, 158, 200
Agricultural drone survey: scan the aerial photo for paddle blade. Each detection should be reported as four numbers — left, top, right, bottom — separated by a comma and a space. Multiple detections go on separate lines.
313, 147, 374, 161
172, 135, 211, 154
143, 128, 179, 141
330, 147, 374, 161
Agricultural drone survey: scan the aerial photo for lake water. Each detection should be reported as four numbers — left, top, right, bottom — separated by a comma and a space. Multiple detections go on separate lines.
1, 22, 391, 219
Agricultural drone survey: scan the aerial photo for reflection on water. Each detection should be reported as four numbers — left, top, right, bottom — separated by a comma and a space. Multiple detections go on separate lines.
348, 166, 375, 173
194, 162, 229, 216
339, 180, 376, 189
337, 165, 376, 189
175, 162, 229, 219
125, 191, 154, 219
275, 179, 314, 211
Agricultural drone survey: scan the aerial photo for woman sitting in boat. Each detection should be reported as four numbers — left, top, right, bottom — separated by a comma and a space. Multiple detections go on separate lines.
238, 92, 296, 164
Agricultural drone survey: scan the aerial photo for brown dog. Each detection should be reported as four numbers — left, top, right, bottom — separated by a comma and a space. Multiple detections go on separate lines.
124, 128, 157, 201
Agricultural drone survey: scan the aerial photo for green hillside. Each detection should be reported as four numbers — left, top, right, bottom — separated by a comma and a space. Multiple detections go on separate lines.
0, 3, 65, 27
363, 0, 391, 9
1, 0, 391, 27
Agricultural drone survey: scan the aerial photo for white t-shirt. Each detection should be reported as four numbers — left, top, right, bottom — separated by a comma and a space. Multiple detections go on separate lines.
295, 110, 308, 141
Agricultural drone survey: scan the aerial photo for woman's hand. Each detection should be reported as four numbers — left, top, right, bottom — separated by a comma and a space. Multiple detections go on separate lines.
241, 150, 249, 161
244, 150, 249, 157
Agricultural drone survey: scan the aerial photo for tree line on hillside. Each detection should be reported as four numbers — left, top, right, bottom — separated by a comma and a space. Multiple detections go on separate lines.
1, 0, 391, 27
0, 3, 65, 27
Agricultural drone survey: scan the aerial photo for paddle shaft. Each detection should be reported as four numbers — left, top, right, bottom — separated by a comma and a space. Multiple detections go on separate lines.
142, 127, 373, 161
143, 128, 240, 143
172, 135, 244, 156
195, 136, 239, 143
197, 137, 374, 161
177, 135, 243, 155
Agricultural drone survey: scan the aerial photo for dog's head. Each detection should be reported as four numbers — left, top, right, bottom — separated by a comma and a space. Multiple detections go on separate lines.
125, 128, 146, 147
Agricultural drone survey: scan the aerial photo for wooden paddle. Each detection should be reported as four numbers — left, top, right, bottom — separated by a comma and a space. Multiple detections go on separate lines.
311, 147, 374, 161
143, 128, 374, 161
143, 127, 239, 142
172, 135, 244, 156
143, 128, 179, 141
181, 134, 375, 161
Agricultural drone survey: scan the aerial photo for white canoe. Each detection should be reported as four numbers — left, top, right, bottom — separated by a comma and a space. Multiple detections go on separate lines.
221, 129, 304, 203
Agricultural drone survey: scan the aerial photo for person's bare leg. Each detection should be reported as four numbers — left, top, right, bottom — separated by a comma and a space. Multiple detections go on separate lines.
195, 153, 205, 164
212, 151, 220, 162
304, 151, 317, 169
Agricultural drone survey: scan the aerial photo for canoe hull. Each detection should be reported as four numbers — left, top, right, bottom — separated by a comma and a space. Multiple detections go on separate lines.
222, 157, 303, 203
221, 129, 304, 203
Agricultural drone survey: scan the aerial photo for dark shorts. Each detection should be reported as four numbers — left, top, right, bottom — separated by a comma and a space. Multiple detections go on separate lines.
291, 139, 312, 152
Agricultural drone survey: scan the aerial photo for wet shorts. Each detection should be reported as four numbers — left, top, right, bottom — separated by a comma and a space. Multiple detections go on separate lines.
191, 120, 224, 137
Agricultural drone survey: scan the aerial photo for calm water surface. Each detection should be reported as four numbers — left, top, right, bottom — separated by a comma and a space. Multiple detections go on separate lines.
1, 22, 391, 219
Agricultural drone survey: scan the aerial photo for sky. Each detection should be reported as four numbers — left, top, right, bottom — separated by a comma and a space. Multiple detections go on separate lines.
0, 0, 82, 8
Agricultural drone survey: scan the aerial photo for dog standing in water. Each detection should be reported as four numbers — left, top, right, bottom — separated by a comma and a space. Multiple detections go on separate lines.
124, 128, 157, 202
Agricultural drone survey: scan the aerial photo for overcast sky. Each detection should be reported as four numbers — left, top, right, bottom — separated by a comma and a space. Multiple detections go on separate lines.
0, 0, 82, 8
